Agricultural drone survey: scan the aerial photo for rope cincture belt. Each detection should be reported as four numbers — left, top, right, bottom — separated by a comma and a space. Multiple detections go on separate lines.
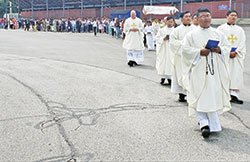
206, 50, 215, 75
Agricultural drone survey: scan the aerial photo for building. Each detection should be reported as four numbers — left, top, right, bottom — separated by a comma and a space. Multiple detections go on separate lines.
7, 0, 250, 19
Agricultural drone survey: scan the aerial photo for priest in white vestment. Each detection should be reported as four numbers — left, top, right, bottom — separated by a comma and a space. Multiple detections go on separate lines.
155, 16, 175, 85
144, 21, 155, 51
182, 8, 231, 138
123, 10, 145, 67
170, 11, 196, 102
217, 10, 246, 104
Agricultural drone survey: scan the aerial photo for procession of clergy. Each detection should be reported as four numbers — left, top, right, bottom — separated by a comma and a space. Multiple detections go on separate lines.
122, 8, 246, 138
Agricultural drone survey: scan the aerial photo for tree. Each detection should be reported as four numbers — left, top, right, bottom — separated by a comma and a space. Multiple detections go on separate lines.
0, 0, 18, 17
0, 0, 7, 17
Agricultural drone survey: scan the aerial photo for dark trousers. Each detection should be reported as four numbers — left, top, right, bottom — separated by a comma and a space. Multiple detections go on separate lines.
93, 27, 97, 36
25, 26, 30, 31
122, 33, 126, 39
77, 26, 81, 33
144, 34, 147, 47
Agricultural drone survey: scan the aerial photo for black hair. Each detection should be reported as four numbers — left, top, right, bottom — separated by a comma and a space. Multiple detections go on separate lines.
180, 11, 191, 18
197, 8, 211, 17
192, 12, 198, 18
226, 10, 238, 16
167, 16, 175, 21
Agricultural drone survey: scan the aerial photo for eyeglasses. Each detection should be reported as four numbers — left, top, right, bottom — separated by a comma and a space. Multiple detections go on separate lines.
229, 14, 237, 17
199, 14, 211, 18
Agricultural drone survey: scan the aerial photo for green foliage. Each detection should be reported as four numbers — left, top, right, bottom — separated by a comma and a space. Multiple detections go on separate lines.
0, 0, 6, 17
0, 0, 18, 17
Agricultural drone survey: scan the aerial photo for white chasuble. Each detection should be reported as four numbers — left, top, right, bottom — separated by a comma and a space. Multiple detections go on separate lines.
155, 26, 174, 76
217, 23, 246, 89
182, 26, 232, 116
170, 24, 196, 93
123, 17, 145, 62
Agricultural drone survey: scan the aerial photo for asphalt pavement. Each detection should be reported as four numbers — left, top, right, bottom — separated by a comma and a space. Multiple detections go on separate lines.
0, 28, 250, 162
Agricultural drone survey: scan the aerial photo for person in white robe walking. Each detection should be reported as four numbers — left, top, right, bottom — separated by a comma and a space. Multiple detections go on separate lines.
123, 10, 145, 67
182, 8, 231, 138
144, 21, 155, 51
217, 10, 246, 104
170, 11, 196, 102
155, 16, 175, 85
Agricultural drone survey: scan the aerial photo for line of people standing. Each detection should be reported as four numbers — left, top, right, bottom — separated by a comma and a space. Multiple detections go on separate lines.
0, 18, 22, 29
17, 17, 126, 39
22, 18, 110, 33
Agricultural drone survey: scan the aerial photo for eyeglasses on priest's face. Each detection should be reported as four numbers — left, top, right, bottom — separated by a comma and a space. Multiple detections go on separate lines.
199, 14, 211, 18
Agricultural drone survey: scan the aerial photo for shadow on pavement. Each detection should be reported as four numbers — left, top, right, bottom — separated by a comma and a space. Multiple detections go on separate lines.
207, 128, 250, 155
232, 101, 250, 111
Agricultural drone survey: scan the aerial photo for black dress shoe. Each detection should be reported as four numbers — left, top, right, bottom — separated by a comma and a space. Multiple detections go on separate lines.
230, 95, 243, 104
128, 61, 133, 67
178, 93, 187, 102
160, 78, 165, 85
201, 126, 210, 138
132, 61, 138, 66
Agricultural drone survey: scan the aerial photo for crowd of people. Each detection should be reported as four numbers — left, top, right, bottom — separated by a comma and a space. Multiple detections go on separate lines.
123, 9, 246, 139
0, 17, 127, 38
0, 16, 167, 43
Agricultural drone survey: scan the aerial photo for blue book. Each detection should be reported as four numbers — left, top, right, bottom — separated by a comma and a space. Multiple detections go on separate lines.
231, 47, 237, 52
166, 34, 169, 39
205, 40, 219, 49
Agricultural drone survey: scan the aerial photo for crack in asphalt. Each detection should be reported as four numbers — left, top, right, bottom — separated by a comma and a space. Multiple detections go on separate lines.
0, 115, 49, 122
228, 111, 250, 130
0, 71, 181, 162
0, 71, 78, 162
34, 101, 181, 131
34, 153, 95, 162
33, 102, 181, 161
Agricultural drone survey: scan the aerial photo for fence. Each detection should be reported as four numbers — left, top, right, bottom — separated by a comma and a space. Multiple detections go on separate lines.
20, 0, 250, 19
180, 1, 250, 18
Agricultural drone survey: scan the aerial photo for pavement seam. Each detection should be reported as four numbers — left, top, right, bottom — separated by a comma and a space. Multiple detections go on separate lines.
35, 101, 183, 131
0, 71, 184, 162
0, 71, 78, 162
227, 111, 250, 130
